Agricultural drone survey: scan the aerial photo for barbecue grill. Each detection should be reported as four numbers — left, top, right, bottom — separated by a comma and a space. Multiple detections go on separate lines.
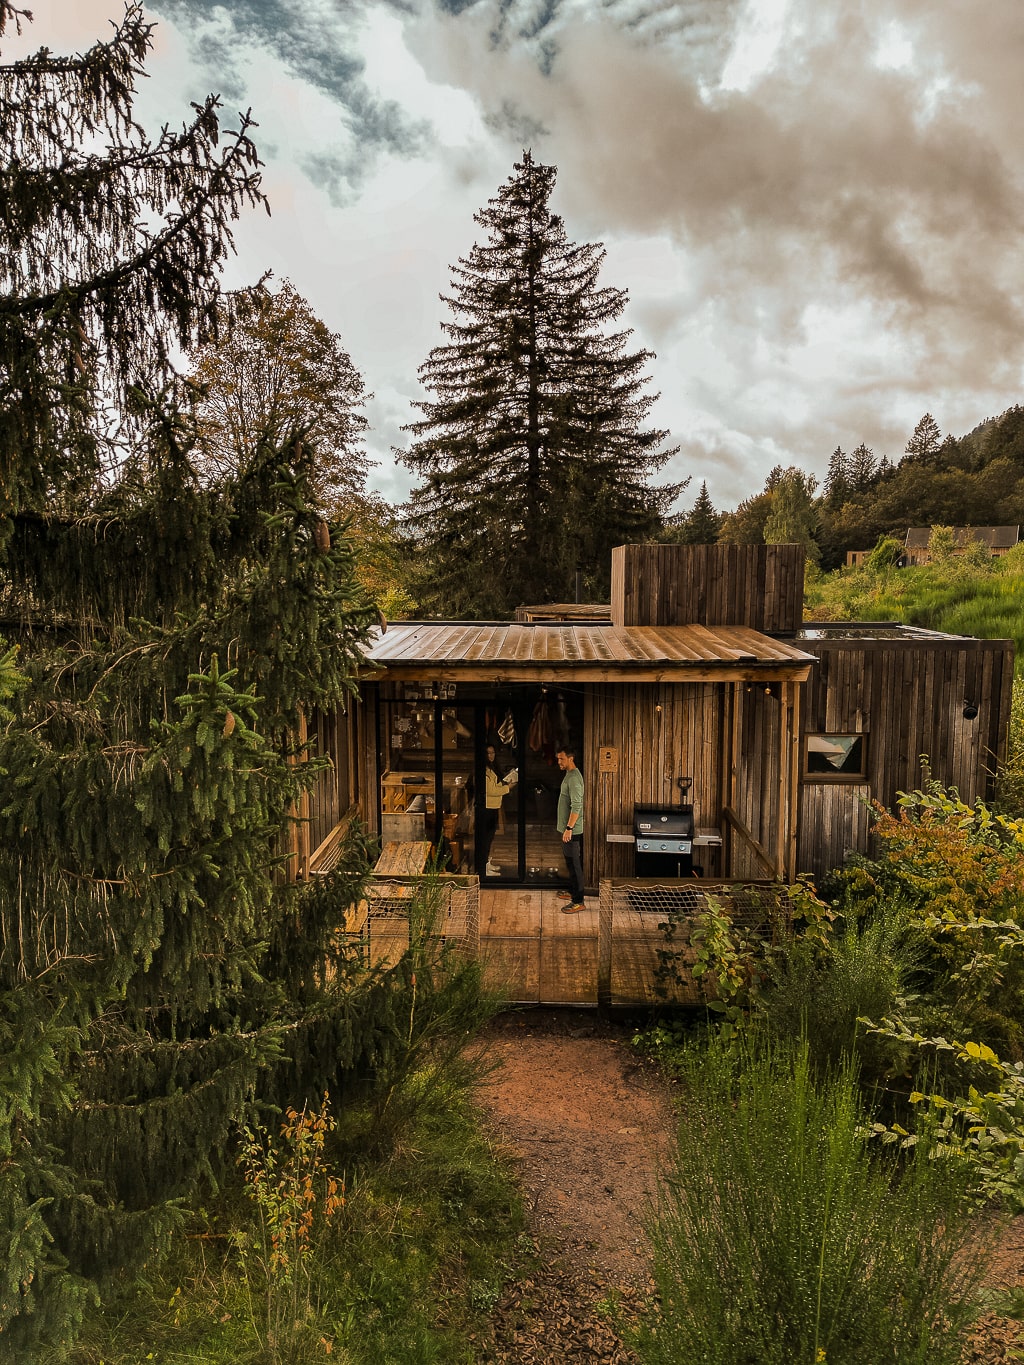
633, 804, 695, 878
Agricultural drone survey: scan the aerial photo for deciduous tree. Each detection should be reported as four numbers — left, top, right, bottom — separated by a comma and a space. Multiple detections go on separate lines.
763, 467, 820, 563
188, 276, 372, 508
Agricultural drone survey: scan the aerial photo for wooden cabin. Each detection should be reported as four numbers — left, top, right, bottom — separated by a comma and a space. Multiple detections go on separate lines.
305, 542, 1014, 888
903, 525, 1020, 565
299, 542, 1014, 1006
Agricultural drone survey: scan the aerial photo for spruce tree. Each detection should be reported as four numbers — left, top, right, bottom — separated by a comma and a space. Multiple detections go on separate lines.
681, 480, 720, 543
400, 151, 680, 616
903, 413, 942, 466
823, 446, 850, 506
0, 7, 386, 1355
848, 442, 877, 490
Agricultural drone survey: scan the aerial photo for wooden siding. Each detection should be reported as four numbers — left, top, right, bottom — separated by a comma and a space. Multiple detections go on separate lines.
307, 704, 354, 853
585, 680, 728, 886
797, 784, 872, 877
610, 543, 806, 633
797, 637, 1014, 878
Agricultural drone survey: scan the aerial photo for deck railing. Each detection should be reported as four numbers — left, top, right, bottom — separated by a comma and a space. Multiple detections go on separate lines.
597, 878, 796, 1008
349, 872, 480, 966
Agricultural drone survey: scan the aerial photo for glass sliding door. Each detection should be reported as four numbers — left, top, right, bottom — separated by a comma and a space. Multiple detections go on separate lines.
477, 705, 521, 882
378, 684, 583, 886
438, 706, 475, 872
475, 687, 583, 886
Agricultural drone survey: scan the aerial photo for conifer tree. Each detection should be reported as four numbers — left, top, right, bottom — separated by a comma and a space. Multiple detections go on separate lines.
823, 446, 850, 507
847, 442, 877, 491
680, 480, 721, 543
400, 151, 680, 616
903, 412, 942, 466
0, 7, 387, 1354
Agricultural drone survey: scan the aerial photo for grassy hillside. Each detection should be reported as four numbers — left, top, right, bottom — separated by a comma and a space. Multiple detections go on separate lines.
804, 543, 1024, 668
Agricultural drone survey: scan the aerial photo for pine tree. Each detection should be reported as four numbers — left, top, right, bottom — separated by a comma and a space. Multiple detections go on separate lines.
680, 480, 720, 543
0, 7, 387, 1354
400, 151, 680, 616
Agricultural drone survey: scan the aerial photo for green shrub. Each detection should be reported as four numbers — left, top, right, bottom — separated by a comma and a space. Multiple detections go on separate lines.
757, 908, 915, 1082
630, 1041, 981, 1365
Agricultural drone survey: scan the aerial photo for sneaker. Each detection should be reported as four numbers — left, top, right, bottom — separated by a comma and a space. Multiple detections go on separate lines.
485, 862, 499, 877
561, 901, 585, 914
556, 890, 572, 900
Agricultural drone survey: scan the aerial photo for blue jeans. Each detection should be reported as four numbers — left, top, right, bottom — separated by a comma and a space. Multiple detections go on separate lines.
562, 834, 584, 903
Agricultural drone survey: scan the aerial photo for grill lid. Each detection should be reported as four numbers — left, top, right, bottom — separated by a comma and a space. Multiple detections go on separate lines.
633, 804, 694, 838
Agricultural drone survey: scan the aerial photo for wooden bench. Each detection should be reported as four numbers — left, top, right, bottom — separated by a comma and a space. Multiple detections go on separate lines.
373, 840, 432, 877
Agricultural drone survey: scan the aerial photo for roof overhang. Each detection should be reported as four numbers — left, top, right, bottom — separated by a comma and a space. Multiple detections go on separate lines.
362, 620, 816, 685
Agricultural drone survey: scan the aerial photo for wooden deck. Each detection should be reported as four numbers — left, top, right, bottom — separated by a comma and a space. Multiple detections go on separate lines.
349, 878, 791, 1009
478, 887, 600, 1005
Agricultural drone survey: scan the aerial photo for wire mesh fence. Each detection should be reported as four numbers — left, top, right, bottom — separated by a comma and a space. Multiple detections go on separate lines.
349, 873, 480, 969
598, 879, 796, 1007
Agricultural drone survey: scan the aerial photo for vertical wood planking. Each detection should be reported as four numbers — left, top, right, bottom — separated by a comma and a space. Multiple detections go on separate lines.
610, 544, 805, 630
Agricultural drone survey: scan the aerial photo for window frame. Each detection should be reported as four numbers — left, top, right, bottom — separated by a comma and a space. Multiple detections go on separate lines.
803, 732, 868, 783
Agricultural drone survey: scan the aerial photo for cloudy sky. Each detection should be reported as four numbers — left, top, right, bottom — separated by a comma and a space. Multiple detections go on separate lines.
12, 0, 1024, 513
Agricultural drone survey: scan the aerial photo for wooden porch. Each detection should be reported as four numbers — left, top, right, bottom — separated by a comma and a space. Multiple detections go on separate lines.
347, 876, 791, 1009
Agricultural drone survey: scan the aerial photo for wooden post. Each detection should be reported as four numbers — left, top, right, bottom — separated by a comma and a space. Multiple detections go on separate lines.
787, 680, 802, 881
775, 685, 788, 878
598, 879, 613, 1010
727, 680, 741, 879
297, 707, 311, 880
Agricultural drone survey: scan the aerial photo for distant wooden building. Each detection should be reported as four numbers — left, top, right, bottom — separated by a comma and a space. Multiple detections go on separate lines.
305, 543, 1014, 890
903, 525, 1020, 565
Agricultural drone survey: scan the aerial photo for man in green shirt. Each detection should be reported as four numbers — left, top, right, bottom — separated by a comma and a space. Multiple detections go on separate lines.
556, 745, 585, 913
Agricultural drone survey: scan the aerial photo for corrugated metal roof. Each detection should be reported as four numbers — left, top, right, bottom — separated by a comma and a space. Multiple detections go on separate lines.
366, 620, 815, 678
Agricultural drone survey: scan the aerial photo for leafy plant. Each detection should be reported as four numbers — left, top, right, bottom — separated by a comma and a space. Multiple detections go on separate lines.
863, 1020, 1024, 1208
235, 1095, 344, 1361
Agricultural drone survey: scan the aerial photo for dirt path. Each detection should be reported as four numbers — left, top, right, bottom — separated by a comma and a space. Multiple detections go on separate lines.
474, 1007, 1024, 1365
474, 1009, 673, 1363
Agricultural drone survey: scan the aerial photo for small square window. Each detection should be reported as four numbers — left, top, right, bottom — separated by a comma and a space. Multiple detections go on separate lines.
805, 734, 866, 779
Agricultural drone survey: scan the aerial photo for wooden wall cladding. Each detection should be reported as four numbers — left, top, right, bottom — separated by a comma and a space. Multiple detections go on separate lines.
797, 784, 872, 880
733, 685, 773, 877
611, 543, 806, 633
307, 700, 365, 851
799, 638, 1014, 816
585, 680, 724, 885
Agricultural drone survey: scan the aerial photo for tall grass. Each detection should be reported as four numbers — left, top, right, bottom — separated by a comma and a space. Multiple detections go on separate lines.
756, 909, 914, 1082
630, 1042, 982, 1365
805, 553, 1024, 670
